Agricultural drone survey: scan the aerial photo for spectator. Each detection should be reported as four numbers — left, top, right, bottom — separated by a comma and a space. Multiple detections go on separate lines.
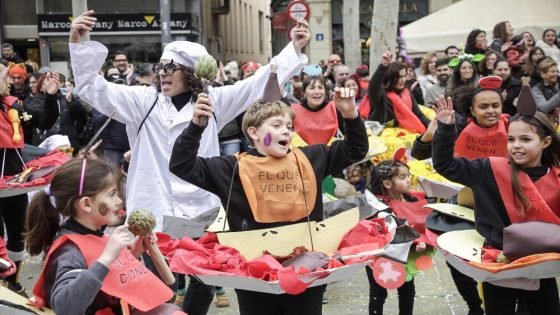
27, 72, 42, 97
132, 63, 154, 86
322, 54, 342, 87
224, 60, 239, 82
465, 29, 487, 55
25, 60, 39, 74
445, 45, 460, 59
479, 50, 500, 77
240, 61, 260, 80
92, 69, 131, 166
490, 21, 514, 53
536, 28, 560, 64
425, 59, 450, 106
355, 64, 369, 98
522, 46, 546, 86
417, 52, 438, 96
494, 58, 522, 116
368, 51, 430, 133
31, 72, 90, 150
333, 63, 350, 88
1, 43, 23, 63
521, 31, 536, 49
503, 35, 529, 78
531, 57, 560, 125
404, 63, 425, 105
343, 75, 362, 106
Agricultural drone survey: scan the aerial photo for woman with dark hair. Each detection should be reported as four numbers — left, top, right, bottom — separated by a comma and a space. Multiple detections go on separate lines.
404, 63, 425, 105
31, 72, 90, 150
465, 29, 487, 55
478, 50, 500, 77
490, 21, 514, 53
368, 51, 430, 133
292, 75, 345, 145
536, 29, 560, 64
522, 47, 546, 86
449, 59, 478, 99
521, 31, 536, 49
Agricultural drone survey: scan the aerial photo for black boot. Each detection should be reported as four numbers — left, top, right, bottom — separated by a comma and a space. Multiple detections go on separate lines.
4, 260, 27, 297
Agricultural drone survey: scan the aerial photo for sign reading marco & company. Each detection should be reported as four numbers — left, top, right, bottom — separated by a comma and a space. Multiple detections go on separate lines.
38, 13, 199, 35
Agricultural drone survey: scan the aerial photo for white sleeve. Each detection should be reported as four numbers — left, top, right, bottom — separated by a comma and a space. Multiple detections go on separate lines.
70, 41, 157, 127
210, 42, 308, 131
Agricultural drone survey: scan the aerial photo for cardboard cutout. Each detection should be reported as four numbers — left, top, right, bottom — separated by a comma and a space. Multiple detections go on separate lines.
437, 229, 485, 263
217, 208, 359, 260
371, 257, 407, 289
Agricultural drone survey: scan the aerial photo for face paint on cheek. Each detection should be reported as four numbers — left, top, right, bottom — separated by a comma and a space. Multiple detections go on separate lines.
264, 133, 272, 147
98, 202, 109, 216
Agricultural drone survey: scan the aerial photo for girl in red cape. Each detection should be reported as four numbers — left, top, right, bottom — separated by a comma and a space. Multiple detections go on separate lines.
367, 159, 432, 315
432, 94, 560, 315
26, 159, 182, 315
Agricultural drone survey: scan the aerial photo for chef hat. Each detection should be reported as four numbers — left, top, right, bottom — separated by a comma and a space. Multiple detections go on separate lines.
160, 41, 209, 68
39, 134, 71, 151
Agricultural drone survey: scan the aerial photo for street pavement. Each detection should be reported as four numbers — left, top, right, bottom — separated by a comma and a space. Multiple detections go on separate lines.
20, 252, 475, 314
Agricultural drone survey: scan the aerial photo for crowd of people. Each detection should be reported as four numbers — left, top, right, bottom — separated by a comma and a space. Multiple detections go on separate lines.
0, 11, 559, 315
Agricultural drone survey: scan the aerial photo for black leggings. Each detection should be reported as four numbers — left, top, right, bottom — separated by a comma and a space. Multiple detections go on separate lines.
235, 285, 325, 315
0, 194, 27, 255
482, 278, 560, 315
446, 262, 484, 314
366, 266, 415, 315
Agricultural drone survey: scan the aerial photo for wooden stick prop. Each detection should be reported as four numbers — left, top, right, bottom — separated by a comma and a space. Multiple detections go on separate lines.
128, 209, 175, 285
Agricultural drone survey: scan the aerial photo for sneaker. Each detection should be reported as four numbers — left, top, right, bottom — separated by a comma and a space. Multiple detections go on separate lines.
215, 293, 230, 308
174, 288, 186, 306
322, 295, 329, 304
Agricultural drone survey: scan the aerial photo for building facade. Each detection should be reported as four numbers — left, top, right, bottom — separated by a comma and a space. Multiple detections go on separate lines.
1, 0, 271, 77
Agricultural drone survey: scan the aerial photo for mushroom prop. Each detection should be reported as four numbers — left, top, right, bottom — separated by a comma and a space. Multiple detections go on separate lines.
128, 209, 175, 285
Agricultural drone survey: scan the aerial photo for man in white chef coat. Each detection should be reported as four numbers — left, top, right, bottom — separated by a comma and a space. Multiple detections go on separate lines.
69, 10, 310, 315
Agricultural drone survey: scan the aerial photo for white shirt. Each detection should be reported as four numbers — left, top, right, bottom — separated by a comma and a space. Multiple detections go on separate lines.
70, 41, 307, 231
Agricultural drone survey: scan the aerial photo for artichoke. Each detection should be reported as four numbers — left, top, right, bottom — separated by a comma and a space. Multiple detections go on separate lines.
128, 209, 156, 236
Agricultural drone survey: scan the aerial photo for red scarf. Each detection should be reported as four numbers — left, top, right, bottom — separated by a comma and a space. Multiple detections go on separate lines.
490, 157, 560, 224
386, 89, 426, 133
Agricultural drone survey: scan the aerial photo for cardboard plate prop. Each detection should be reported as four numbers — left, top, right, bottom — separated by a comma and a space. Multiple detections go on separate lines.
437, 229, 485, 263
166, 208, 391, 294
217, 208, 360, 260
0, 286, 55, 315
424, 203, 475, 223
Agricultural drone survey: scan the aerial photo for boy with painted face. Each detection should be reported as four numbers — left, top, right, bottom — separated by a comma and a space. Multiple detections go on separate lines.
169, 87, 368, 314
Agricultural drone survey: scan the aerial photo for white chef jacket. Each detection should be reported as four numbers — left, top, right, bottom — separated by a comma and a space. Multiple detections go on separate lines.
70, 41, 307, 231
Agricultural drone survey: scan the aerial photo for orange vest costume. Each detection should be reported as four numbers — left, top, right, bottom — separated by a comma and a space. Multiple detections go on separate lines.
32, 234, 173, 314
292, 101, 338, 145
1, 96, 24, 149
454, 115, 509, 160
385, 89, 426, 133
236, 148, 317, 223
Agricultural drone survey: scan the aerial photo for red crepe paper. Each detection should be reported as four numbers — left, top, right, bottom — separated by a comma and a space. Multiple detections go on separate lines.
481, 246, 502, 263
165, 217, 391, 295
0, 151, 70, 189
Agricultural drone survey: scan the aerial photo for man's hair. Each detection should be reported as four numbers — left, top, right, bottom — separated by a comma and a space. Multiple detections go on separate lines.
111, 50, 129, 61
435, 58, 449, 68
444, 45, 459, 55
242, 100, 295, 146
1, 43, 14, 50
